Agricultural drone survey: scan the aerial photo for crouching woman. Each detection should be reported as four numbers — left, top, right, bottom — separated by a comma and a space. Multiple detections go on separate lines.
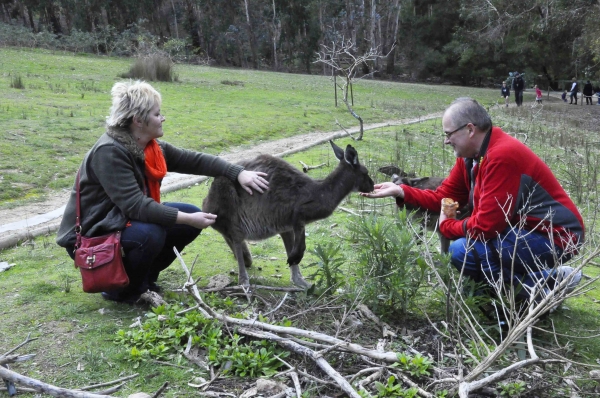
56, 80, 268, 303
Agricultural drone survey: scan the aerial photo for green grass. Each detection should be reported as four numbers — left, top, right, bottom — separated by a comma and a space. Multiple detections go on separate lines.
1, 49, 599, 396
0, 47, 502, 205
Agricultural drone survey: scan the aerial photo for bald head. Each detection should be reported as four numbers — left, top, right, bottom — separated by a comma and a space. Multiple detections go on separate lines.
444, 97, 492, 134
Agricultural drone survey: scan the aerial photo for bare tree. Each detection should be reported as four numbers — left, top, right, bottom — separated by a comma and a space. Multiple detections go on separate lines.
314, 39, 390, 140
242, 0, 259, 69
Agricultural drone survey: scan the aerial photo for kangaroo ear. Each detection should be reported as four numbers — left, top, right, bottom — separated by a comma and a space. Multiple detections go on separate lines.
344, 145, 359, 165
330, 140, 344, 161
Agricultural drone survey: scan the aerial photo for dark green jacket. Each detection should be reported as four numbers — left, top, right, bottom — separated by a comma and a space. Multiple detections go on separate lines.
56, 127, 243, 247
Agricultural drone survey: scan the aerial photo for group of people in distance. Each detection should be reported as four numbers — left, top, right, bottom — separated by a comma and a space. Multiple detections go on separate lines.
502, 74, 599, 106
58, 80, 584, 327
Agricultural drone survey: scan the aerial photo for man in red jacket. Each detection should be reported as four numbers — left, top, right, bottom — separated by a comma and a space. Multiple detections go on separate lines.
362, 97, 584, 309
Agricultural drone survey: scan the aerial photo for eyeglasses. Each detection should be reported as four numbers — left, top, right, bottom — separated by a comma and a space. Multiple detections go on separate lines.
444, 123, 469, 139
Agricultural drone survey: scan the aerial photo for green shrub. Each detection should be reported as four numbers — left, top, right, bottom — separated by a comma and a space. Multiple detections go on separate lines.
307, 242, 345, 294
115, 303, 288, 376
391, 352, 433, 377
350, 211, 428, 315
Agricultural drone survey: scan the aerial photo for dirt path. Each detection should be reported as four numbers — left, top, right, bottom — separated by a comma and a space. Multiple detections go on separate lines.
0, 113, 442, 250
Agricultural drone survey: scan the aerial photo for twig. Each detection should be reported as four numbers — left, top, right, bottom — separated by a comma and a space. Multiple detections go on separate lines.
348, 366, 384, 383
151, 381, 169, 398
94, 383, 125, 395
263, 292, 289, 316
201, 370, 221, 392
78, 374, 138, 391
289, 372, 302, 397
0, 365, 116, 398
197, 284, 304, 293
390, 371, 434, 398
338, 206, 359, 216
238, 327, 361, 398
2, 334, 38, 357
335, 119, 357, 140
299, 161, 327, 173
0, 354, 35, 366
152, 360, 188, 369
357, 368, 384, 388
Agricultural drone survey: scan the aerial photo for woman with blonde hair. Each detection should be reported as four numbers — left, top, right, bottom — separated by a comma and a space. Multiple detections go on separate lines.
57, 81, 269, 303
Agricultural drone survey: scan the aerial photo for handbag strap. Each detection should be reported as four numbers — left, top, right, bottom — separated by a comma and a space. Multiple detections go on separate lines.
74, 168, 82, 248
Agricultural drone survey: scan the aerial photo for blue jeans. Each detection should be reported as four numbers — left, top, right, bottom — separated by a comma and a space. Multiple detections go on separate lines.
449, 227, 570, 300
67, 202, 201, 295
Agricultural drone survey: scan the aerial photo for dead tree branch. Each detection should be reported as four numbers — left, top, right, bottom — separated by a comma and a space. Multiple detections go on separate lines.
314, 39, 393, 140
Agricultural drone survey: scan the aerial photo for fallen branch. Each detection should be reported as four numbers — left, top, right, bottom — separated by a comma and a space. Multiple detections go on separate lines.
238, 327, 361, 398
299, 161, 327, 173
151, 382, 169, 398
198, 285, 304, 293
0, 365, 116, 398
335, 119, 358, 140
78, 374, 138, 391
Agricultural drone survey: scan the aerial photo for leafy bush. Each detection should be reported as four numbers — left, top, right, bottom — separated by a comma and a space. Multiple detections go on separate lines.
350, 211, 428, 315
369, 376, 419, 397
163, 38, 190, 62
307, 242, 345, 294
391, 353, 433, 377
498, 380, 526, 397
115, 303, 288, 376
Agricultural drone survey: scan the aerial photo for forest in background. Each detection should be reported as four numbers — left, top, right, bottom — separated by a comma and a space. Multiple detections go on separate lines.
1, 0, 599, 88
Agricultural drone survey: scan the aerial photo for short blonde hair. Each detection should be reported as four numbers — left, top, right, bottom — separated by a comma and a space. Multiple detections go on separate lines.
106, 80, 162, 128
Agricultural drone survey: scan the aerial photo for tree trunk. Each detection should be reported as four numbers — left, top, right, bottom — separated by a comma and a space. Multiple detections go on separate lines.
27, 6, 36, 31
46, 5, 62, 34
386, 0, 401, 75
243, 0, 259, 69
170, 0, 179, 38
271, 0, 280, 70
185, 0, 201, 50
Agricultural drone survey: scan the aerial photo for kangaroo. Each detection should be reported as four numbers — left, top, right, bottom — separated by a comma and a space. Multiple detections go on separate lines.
202, 141, 374, 288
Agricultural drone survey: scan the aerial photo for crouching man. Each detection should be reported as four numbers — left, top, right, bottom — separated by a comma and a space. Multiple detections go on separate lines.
361, 97, 584, 313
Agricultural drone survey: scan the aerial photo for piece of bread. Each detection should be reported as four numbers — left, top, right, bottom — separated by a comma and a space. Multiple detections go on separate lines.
441, 198, 459, 218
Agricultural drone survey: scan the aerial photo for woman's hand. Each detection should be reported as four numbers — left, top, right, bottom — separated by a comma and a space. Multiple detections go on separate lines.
360, 182, 404, 199
238, 170, 269, 195
177, 211, 217, 229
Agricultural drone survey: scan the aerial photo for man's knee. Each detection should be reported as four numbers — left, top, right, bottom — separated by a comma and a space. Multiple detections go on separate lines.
448, 238, 468, 271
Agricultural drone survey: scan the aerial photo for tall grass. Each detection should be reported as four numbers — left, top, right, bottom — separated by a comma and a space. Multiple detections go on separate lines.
122, 54, 178, 82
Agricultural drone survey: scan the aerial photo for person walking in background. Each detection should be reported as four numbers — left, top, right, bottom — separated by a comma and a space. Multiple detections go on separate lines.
501, 81, 510, 107
534, 85, 543, 104
56, 80, 269, 303
361, 97, 584, 321
570, 78, 579, 104
513, 72, 524, 106
583, 80, 593, 105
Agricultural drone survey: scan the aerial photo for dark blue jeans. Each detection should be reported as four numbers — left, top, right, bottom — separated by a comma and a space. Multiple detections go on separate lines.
449, 227, 570, 300
68, 202, 201, 295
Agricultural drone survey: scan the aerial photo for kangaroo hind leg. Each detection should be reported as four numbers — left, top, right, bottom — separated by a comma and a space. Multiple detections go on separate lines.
280, 230, 311, 289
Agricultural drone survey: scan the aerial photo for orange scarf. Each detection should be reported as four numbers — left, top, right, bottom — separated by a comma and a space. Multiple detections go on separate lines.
144, 139, 167, 203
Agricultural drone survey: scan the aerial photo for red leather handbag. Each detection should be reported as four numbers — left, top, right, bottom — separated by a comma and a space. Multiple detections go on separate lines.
73, 170, 129, 293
